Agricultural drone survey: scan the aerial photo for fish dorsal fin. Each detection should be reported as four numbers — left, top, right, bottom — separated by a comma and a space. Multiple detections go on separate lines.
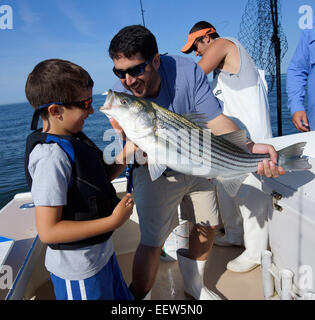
219, 130, 250, 153
181, 112, 209, 128
216, 174, 249, 197
148, 163, 167, 181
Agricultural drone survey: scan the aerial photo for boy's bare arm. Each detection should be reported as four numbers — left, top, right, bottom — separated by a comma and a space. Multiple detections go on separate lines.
35, 194, 133, 244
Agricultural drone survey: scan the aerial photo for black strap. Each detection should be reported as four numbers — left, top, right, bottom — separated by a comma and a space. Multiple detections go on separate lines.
126, 163, 140, 193
30, 110, 40, 130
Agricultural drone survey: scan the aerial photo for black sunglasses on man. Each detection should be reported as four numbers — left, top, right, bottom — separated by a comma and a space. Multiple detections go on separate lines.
113, 57, 154, 79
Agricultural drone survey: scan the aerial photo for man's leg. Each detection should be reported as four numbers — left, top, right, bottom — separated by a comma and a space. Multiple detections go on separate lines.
131, 167, 187, 299
214, 183, 244, 246
214, 175, 269, 272
131, 243, 164, 299
176, 224, 220, 300
188, 224, 216, 260
227, 175, 269, 272
177, 176, 221, 300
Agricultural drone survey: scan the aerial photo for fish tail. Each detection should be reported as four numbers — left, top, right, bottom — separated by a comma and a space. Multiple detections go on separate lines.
277, 142, 312, 171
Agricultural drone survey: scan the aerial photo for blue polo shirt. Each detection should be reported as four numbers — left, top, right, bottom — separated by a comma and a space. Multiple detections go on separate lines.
112, 55, 222, 122
287, 25, 315, 130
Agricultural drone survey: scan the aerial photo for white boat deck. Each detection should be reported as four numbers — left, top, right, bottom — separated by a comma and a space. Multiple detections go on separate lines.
0, 182, 264, 300
0, 193, 41, 300
2, 131, 315, 300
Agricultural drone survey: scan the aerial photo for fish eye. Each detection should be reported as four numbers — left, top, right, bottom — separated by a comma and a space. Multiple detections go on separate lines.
121, 99, 128, 105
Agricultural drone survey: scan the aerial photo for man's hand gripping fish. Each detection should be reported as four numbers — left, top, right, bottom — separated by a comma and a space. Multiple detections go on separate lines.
99, 90, 312, 197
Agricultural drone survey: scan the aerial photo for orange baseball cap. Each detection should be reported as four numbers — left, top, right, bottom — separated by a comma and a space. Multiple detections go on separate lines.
181, 27, 216, 53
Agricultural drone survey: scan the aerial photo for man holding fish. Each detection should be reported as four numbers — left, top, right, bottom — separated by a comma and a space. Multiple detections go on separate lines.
103, 25, 288, 300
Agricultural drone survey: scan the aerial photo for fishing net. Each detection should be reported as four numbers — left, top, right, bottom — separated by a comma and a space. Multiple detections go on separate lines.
238, 0, 288, 91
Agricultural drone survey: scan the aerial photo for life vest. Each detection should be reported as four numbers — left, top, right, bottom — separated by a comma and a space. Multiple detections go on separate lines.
25, 130, 120, 250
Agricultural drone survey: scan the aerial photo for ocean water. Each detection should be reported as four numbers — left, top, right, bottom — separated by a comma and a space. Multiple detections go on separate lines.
0, 75, 298, 209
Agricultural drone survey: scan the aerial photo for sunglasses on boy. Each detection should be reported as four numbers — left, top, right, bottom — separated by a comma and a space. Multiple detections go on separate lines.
113, 56, 154, 79
40, 97, 93, 110
31, 97, 93, 130
62, 97, 93, 110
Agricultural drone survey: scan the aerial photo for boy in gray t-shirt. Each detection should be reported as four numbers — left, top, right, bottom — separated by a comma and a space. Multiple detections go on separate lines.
25, 59, 135, 300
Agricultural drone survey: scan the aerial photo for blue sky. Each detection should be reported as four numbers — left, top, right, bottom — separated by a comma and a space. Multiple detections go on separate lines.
0, 0, 313, 105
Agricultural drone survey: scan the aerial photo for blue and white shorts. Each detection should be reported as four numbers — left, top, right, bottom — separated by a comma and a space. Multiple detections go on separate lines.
50, 253, 133, 300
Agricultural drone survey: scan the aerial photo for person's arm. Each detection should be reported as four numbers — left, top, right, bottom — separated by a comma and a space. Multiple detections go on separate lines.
207, 114, 285, 178
30, 143, 134, 244
107, 140, 137, 181
292, 111, 310, 132
194, 40, 284, 178
287, 30, 310, 132
106, 81, 137, 180
35, 194, 133, 244
207, 113, 240, 135
247, 143, 285, 178
198, 38, 237, 75
106, 118, 138, 180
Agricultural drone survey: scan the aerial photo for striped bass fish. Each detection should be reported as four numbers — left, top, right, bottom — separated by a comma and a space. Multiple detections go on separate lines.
99, 90, 311, 197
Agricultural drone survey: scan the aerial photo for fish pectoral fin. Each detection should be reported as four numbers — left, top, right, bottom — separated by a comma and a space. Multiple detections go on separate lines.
148, 163, 167, 181
217, 174, 249, 197
219, 130, 250, 153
